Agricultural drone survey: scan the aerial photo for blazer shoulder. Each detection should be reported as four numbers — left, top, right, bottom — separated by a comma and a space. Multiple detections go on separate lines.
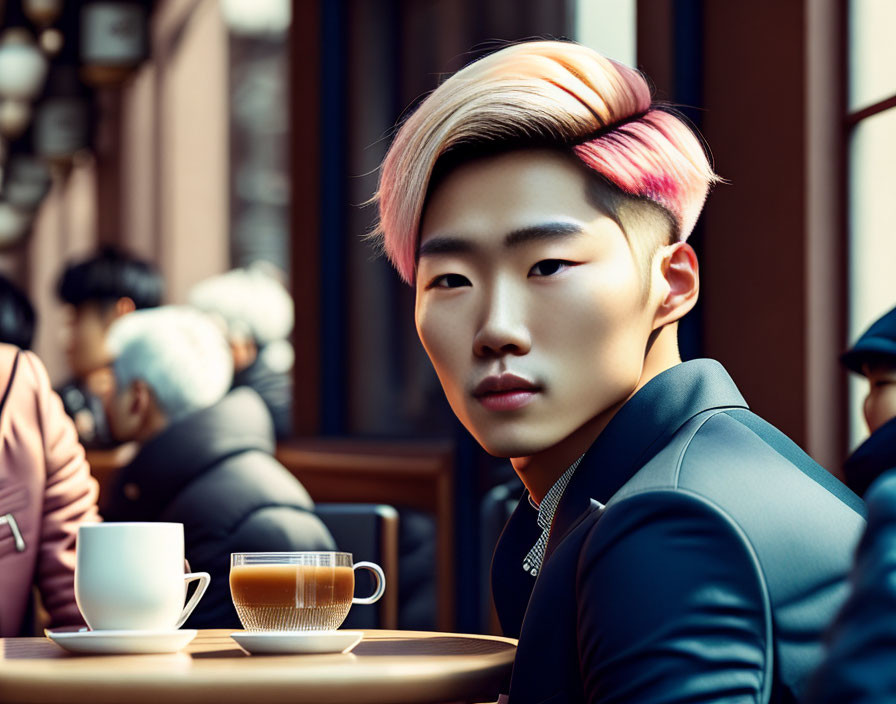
682, 409, 812, 474
679, 409, 865, 516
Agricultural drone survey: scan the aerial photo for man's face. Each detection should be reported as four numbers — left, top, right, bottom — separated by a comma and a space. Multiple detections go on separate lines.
64, 302, 116, 379
863, 362, 896, 434
415, 149, 660, 458
101, 373, 141, 443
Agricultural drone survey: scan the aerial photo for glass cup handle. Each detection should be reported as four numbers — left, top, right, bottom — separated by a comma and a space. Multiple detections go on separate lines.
175, 572, 211, 629
352, 561, 386, 605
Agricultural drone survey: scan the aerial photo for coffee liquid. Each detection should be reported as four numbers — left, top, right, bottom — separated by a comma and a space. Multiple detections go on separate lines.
230, 564, 355, 631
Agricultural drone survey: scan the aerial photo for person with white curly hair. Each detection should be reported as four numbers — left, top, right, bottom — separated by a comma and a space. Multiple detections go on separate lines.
188, 265, 294, 438
100, 306, 333, 628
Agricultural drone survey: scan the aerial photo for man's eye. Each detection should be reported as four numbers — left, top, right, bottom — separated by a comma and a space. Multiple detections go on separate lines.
874, 380, 896, 388
529, 259, 571, 277
429, 273, 470, 289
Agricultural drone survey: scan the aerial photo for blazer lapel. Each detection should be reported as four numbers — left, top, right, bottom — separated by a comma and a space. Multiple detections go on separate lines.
543, 359, 747, 565
491, 493, 542, 638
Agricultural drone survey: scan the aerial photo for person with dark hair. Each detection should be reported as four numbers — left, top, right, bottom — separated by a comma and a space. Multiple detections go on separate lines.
56, 247, 164, 447
0, 273, 36, 351
837, 304, 896, 498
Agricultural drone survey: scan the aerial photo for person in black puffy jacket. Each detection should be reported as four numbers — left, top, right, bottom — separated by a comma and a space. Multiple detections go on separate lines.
99, 306, 334, 628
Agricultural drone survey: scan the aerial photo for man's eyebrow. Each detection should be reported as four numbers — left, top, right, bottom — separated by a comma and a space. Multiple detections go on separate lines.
417, 237, 474, 258
418, 221, 584, 259
503, 221, 584, 247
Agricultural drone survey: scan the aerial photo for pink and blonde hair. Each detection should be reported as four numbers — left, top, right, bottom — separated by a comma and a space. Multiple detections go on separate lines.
372, 40, 719, 285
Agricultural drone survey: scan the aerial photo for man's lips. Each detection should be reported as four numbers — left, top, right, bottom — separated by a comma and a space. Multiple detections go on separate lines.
473, 373, 539, 396
472, 373, 541, 411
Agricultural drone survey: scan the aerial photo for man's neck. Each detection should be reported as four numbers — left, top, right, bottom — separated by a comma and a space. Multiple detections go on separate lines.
511, 326, 682, 503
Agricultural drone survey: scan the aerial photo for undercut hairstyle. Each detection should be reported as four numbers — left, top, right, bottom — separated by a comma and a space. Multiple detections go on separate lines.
106, 306, 233, 422
0, 274, 35, 350
58, 246, 164, 311
371, 40, 720, 285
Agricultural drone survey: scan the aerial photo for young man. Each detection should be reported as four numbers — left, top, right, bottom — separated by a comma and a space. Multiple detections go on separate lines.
804, 305, 896, 702
372, 41, 865, 703
56, 247, 164, 447
99, 306, 333, 628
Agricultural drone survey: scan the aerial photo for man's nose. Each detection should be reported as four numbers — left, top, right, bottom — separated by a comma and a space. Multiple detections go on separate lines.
472, 282, 531, 358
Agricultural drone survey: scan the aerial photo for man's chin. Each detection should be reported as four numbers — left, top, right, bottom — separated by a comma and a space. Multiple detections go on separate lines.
473, 432, 556, 460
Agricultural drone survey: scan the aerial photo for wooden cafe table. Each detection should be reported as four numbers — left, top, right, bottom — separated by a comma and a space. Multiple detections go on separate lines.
0, 629, 516, 704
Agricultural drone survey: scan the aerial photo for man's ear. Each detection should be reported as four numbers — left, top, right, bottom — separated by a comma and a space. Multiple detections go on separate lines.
114, 297, 136, 318
230, 338, 258, 372
130, 379, 154, 419
652, 242, 699, 330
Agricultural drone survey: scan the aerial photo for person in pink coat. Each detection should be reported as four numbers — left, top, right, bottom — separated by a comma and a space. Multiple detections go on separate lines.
0, 343, 100, 636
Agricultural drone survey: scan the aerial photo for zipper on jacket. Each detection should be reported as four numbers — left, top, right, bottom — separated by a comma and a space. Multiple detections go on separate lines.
0, 513, 25, 552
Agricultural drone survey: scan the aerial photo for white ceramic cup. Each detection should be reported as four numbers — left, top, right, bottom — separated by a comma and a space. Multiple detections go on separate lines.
75, 522, 210, 632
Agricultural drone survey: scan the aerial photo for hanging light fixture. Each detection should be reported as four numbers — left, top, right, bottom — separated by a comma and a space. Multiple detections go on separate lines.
23, 0, 65, 28
0, 99, 32, 139
221, 0, 291, 36
0, 200, 32, 249
0, 28, 49, 101
33, 65, 90, 165
24, 0, 67, 57
39, 27, 64, 55
2, 152, 52, 212
79, 1, 148, 86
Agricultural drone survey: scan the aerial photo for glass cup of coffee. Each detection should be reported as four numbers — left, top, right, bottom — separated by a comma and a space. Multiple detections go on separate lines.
230, 552, 385, 631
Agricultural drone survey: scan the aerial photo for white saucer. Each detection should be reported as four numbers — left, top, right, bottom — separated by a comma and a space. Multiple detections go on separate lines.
45, 628, 198, 655
230, 630, 363, 655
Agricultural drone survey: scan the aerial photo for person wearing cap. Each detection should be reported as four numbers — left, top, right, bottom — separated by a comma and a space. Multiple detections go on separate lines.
838, 304, 896, 498
804, 305, 896, 702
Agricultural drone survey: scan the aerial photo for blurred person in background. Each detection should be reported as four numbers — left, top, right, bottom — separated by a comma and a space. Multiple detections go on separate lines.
99, 306, 333, 628
805, 305, 896, 702
836, 304, 896, 498
0, 343, 100, 636
56, 247, 164, 448
0, 273, 36, 351
188, 265, 294, 439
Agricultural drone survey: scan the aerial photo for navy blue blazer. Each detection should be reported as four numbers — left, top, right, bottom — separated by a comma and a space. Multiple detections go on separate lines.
492, 360, 866, 703
803, 468, 896, 703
